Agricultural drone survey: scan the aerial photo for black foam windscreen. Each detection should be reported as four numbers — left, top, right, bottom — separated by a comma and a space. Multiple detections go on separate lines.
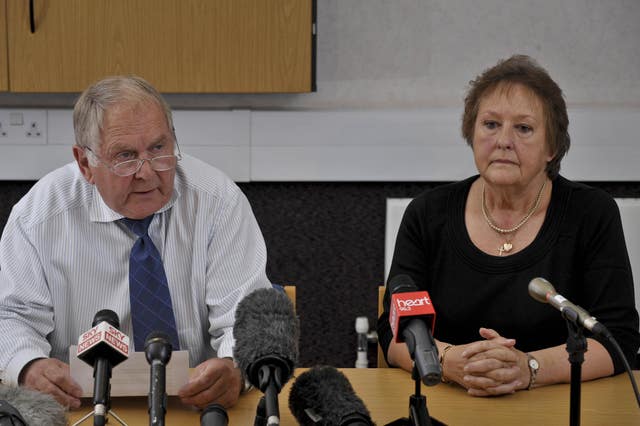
232, 287, 299, 387
92, 309, 119, 328
200, 403, 228, 426
145, 331, 173, 365
388, 274, 417, 294
288, 365, 374, 426
0, 385, 66, 426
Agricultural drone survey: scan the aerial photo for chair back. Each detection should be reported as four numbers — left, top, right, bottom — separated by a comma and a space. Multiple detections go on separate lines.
272, 284, 296, 311
377, 285, 389, 368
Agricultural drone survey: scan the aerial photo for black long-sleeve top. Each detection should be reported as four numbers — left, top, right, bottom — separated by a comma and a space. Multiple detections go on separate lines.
377, 175, 640, 374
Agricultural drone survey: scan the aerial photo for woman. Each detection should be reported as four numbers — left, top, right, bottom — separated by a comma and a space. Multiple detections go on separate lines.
377, 55, 640, 396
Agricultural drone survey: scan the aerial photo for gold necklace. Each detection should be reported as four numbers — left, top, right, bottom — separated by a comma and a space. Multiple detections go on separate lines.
481, 180, 547, 256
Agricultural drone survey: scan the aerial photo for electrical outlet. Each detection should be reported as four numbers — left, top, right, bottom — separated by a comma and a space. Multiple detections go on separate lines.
0, 109, 47, 145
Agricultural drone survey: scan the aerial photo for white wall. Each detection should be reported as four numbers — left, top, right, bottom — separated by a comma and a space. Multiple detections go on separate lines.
0, 0, 638, 181
1, 107, 638, 182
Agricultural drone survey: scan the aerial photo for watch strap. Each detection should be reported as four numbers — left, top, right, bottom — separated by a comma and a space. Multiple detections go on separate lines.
526, 353, 539, 390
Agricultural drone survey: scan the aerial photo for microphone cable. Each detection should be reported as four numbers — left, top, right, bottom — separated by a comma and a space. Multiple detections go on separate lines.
604, 334, 640, 408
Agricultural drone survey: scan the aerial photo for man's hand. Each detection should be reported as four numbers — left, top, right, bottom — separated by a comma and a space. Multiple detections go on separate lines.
178, 357, 243, 409
19, 358, 83, 409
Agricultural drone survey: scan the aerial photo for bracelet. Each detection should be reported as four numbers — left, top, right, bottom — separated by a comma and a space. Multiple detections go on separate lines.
439, 344, 454, 383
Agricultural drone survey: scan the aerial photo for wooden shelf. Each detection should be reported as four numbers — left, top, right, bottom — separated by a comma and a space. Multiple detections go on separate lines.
5, 0, 314, 93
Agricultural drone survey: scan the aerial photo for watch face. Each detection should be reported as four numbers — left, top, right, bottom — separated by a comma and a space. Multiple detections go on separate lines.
529, 358, 540, 370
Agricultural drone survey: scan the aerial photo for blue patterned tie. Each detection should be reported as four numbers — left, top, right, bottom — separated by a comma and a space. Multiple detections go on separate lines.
122, 215, 180, 351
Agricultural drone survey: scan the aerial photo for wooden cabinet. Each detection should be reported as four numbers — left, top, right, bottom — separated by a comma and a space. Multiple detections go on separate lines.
5, 0, 314, 93
0, 0, 8, 91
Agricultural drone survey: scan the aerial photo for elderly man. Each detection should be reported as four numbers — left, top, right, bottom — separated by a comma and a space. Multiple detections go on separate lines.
0, 76, 271, 409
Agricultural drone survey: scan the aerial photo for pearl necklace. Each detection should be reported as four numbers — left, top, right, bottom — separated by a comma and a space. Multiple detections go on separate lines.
481, 180, 547, 256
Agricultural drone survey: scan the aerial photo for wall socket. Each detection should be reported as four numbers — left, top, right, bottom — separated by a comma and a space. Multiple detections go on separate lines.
0, 109, 47, 145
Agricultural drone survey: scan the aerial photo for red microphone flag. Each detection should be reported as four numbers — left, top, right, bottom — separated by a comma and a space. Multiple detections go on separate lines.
390, 290, 436, 343
77, 320, 130, 367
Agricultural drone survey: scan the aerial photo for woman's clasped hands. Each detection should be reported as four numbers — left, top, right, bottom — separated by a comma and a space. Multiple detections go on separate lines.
444, 327, 531, 396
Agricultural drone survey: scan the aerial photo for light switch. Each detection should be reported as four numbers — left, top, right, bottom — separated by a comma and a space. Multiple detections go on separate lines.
10, 112, 24, 126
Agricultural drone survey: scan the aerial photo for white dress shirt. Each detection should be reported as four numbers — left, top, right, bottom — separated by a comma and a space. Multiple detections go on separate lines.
0, 154, 271, 385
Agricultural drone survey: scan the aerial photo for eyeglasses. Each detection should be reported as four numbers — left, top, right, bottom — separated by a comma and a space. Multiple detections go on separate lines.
84, 144, 182, 177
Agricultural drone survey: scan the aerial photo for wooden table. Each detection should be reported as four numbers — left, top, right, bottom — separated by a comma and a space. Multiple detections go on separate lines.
68, 368, 640, 425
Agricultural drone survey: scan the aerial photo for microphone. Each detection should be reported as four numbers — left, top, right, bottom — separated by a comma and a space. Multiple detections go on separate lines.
528, 278, 611, 337
0, 384, 67, 426
288, 365, 373, 426
388, 274, 441, 386
233, 288, 299, 426
76, 309, 130, 426
200, 403, 228, 426
145, 331, 173, 426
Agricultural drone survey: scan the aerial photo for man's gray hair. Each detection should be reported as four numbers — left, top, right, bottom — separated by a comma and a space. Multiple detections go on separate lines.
73, 75, 175, 164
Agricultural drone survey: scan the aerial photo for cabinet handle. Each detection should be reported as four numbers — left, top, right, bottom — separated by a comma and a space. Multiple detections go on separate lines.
29, 0, 35, 33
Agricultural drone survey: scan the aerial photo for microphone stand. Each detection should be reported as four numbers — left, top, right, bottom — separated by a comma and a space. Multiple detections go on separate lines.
72, 361, 128, 426
408, 365, 432, 426
257, 364, 283, 426
253, 396, 267, 426
71, 408, 128, 426
562, 308, 587, 426
385, 365, 445, 426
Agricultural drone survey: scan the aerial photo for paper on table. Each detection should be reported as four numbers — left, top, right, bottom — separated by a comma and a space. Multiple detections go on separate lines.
69, 345, 190, 397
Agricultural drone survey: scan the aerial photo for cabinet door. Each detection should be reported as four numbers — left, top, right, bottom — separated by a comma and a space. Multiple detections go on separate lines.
7, 0, 313, 93
0, 0, 8, 91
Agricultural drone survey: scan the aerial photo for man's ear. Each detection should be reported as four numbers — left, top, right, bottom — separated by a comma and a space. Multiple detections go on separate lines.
72, 145, 95, 184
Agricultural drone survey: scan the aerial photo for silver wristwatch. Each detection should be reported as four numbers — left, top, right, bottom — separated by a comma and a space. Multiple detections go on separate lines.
526, 353, 539, 390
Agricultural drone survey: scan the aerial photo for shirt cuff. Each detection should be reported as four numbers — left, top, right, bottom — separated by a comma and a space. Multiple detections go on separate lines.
3, 351, 47, 386
216, 336, 234, 360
